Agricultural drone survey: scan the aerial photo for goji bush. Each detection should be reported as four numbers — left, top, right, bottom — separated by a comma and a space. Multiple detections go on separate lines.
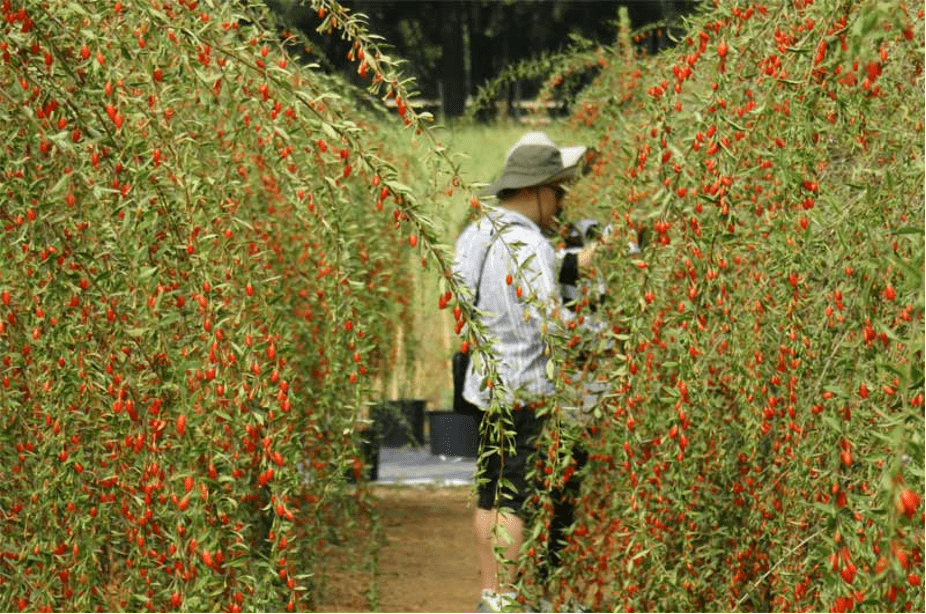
510, 0, 924, 611
0, 0, 459, 611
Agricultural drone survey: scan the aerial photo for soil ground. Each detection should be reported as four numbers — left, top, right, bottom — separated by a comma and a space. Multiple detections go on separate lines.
317, 485, 482, 613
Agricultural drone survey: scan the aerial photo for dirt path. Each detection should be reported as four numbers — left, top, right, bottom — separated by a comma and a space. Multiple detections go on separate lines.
318, 485, 482, 612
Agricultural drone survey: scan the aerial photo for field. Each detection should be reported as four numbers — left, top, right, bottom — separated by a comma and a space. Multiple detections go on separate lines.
0, 1, 922, 612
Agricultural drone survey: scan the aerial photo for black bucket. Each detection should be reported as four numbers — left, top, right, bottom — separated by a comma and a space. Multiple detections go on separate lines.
373, 399, 426, 447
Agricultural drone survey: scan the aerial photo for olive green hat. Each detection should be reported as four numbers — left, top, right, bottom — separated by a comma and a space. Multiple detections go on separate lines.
484, 132, 587, 197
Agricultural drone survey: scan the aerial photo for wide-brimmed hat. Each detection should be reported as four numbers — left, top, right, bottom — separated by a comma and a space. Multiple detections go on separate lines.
484, 132, 587, 197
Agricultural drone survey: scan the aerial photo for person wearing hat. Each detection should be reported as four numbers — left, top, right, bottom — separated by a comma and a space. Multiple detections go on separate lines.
452, 132, 602, 612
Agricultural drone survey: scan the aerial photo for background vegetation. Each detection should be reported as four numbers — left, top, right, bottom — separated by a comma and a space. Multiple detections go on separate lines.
271, 0, 700, 118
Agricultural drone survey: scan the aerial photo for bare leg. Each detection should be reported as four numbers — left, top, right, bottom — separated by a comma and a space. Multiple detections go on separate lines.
474, 507, 525, 593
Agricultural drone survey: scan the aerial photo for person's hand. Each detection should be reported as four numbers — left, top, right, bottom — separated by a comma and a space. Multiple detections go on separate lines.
577, 242, 598, 274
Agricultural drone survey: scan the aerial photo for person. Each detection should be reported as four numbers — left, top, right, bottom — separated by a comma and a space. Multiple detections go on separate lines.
452, 132, 603, 612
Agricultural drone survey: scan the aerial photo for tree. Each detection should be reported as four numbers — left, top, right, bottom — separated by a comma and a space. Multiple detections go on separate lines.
271, 1, 701, 118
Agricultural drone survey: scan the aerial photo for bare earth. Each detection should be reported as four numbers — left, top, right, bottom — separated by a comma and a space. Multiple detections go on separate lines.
317, 485, 482, 613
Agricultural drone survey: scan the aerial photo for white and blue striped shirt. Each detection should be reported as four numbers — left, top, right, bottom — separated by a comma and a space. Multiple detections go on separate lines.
453, 208, 572, 409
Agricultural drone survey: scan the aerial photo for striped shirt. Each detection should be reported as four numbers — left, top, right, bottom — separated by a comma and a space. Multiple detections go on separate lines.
453, 208, 573, 409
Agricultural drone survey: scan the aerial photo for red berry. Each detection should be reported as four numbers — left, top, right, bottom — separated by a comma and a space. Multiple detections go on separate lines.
898, 488, 920, 519
840, 563, 857, 584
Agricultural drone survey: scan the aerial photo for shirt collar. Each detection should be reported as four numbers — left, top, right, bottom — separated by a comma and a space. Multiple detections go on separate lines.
481, 207, 540, 235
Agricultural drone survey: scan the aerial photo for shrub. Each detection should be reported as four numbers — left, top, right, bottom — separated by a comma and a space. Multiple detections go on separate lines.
520, 1, 925, 611
0, 0, 451, 611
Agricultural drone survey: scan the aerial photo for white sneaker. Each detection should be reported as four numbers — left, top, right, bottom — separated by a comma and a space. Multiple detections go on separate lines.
475, 590, 521, 612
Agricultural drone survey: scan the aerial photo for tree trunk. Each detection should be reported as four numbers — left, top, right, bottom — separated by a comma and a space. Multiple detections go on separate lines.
439, 1, 467, 118
468, 2, 492, 94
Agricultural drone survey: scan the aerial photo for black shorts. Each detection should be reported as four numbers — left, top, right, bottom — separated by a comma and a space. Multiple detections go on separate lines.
476, 404, 546, 514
